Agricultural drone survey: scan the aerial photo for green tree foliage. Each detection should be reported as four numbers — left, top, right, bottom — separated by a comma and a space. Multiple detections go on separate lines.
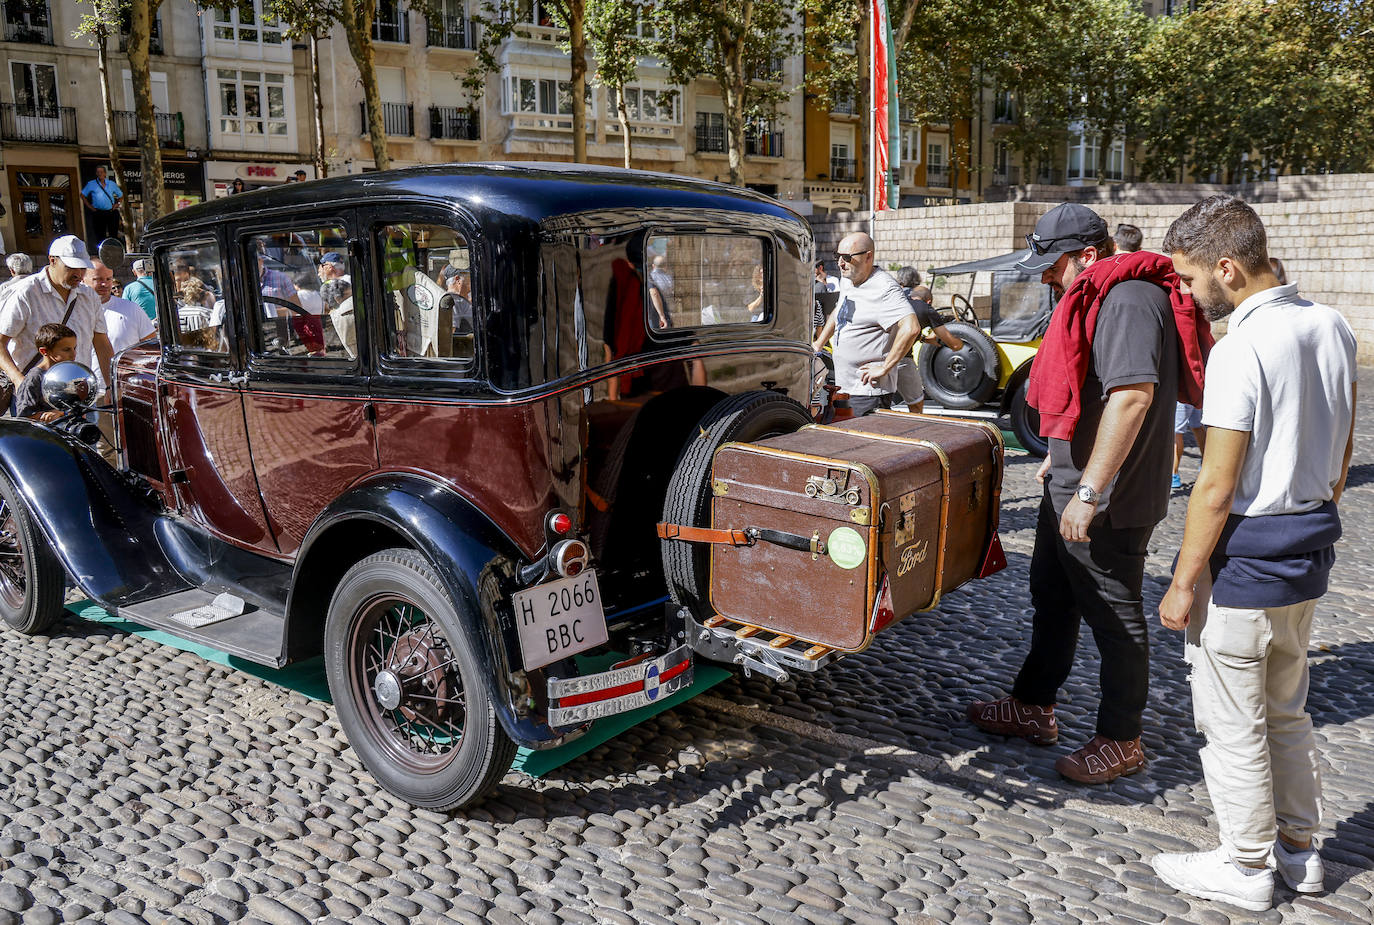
265, 0, 341, 177
1139, 0, 1374, 182
650, 0, 796, 185
466, 1, 590, 163
73, 0, 138, 244
586, 1, 651, 167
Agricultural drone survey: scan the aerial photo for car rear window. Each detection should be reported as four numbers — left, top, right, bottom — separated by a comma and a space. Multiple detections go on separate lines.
645, 233, 769, 329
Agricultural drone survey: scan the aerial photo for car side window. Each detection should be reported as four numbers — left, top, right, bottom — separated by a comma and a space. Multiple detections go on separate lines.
376, 223, 474, 366
161, 241, 228, 354
244, 226, 354, 359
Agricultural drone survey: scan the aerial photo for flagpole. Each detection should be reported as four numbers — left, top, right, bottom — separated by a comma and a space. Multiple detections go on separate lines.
869, 4, 877, 240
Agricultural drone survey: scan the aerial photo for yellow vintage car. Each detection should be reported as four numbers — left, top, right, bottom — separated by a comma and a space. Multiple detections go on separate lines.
918, 251, 1053, 457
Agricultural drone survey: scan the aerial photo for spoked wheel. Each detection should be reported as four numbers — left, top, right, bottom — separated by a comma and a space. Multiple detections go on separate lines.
325, 549, 515, 810
0, 472, 65, 635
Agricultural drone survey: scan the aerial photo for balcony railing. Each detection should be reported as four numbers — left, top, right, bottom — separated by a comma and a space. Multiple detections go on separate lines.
2, 17, 52, 44
1035, 167, 1064, 185
745, 130, 784, 158
361, 101, 414, 137
429, 105, 479, 140
112, 110, 184, 147
748, 57, 784, 82
830, 157, 857, 182
832, 96, 856, 116
695, 121, 726, 154
925, 167, 951, 188
0, 103, 76, 144
373, 11, 409, 43
426, 15, 475, 49
991, 165, 1021, 186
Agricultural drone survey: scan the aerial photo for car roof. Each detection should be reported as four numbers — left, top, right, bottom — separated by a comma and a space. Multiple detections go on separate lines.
147, 163, 805, 236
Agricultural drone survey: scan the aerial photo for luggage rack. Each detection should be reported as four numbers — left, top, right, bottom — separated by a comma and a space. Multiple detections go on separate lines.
680, 607, 841, 684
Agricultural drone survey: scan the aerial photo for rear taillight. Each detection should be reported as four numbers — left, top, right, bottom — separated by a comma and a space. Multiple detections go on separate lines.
551, 539, 589, 578
548, 512, 573, 536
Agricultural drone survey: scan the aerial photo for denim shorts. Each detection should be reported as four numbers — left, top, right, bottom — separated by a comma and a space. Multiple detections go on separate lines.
1174, 402, 1202, 434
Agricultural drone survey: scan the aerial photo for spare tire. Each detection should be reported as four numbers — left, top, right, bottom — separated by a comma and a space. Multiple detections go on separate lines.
1009, 378, 1049, 458
661, 391, 812, 621
918, 321, 1000, 410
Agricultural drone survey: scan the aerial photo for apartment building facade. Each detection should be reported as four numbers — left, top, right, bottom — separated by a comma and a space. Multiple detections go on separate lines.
0, 0, 210, 254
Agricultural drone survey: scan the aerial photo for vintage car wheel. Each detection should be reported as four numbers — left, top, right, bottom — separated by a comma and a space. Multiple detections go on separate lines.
1010, 379, 1049, 458
325, 548, 516, 811
0, 472, 66, 636
662, 391, 812, 621
918, 321, 1001, 410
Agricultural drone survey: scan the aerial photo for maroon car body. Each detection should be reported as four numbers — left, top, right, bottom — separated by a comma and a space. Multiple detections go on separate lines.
0, 164, 817, 809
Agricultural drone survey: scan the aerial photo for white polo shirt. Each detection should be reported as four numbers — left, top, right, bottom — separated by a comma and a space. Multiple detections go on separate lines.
1201, 283, 1357, 517
0, 270, 106, 376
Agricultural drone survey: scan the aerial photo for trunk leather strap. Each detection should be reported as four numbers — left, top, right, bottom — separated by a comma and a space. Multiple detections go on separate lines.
657, 523, 828, 557
657, 523, 752, 546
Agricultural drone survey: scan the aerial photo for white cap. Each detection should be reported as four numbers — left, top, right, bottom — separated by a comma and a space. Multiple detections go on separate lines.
49, 235, 94, 270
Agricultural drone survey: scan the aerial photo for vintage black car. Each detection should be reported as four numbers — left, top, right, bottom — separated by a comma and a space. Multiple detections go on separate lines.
0, 164, 1000, 810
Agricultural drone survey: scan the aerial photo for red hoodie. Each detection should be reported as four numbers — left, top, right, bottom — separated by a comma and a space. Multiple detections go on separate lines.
1027, 251, 1212, 441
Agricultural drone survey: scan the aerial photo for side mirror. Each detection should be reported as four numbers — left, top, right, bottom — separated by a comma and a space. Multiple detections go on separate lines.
97, 237, 127, 269
41, 361, 99, 412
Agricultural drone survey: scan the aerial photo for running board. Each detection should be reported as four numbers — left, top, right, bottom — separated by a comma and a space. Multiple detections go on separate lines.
681, 607, 841, 684
118, 589, 288, 668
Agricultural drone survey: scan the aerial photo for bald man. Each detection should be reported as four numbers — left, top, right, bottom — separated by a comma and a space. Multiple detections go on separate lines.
812, 232, 921, 416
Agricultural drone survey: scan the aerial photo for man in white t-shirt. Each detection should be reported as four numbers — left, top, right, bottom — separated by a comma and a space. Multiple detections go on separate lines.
84, 259, 155, 387
811, 232, 919, 417
1151, 196, 1357, 911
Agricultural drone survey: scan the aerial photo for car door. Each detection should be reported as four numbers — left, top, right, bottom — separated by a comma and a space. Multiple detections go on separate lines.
236, 217, 376, 556
155, 236, 278, 552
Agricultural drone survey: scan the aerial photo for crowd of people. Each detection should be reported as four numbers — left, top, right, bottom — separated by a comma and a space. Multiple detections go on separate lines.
0, 189, 1360, 914
814, 196, 1356, 913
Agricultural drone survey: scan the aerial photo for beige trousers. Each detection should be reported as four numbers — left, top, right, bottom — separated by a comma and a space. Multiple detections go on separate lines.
1185, 571, 1323, 864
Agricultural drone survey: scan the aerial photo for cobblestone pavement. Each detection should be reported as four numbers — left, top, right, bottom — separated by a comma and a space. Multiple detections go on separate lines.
3, 392, 1374, 925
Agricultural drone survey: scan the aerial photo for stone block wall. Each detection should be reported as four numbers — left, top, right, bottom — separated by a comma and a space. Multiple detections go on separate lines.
812, 174, 1374, 362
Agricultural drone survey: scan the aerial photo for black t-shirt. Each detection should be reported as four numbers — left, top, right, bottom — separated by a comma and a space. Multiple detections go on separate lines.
1046, 280, 1178, 528
911, 299, 942, 330
14, 365, 50, 419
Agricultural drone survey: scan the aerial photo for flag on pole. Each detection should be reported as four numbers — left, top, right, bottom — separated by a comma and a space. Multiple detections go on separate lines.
870, 0, 899, 211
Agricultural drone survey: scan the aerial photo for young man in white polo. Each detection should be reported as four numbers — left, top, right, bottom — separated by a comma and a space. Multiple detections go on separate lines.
1152, 196, 1357, 910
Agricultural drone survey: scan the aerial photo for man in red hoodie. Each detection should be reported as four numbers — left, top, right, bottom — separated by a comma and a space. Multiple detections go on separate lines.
967, 203, 1182, 783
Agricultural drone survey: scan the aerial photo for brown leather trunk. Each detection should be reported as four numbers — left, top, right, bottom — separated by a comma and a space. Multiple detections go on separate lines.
708, 412, 1003, 652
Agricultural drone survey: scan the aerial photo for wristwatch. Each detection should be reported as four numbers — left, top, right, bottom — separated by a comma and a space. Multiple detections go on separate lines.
1076, 484, 1100, 505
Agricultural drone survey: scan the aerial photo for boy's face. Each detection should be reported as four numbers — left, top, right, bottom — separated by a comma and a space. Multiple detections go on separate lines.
41, 337, 78, 364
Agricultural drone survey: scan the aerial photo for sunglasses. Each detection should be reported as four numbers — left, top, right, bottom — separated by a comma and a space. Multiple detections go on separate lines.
835, 250, 871, 264
1025, 233, 1089, 255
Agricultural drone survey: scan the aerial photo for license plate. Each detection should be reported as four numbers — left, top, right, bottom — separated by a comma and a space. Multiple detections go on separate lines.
547, 645, 694, 727
512, 572, 608, 671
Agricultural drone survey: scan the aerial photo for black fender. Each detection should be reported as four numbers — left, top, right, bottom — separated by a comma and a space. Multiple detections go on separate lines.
288, 474, 570, 749
0, 420, 191, 610
998, 359, 1036, 416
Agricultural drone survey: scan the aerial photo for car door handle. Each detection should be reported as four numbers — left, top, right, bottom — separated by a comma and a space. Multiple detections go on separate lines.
227, 373, 248, 386
208, 373, 224, 383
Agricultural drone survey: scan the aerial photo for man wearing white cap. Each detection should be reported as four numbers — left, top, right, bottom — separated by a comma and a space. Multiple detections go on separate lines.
0, 235, 113, 406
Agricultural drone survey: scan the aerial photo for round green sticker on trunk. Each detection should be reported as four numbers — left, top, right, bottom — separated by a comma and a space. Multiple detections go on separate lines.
827, 527, 866, 569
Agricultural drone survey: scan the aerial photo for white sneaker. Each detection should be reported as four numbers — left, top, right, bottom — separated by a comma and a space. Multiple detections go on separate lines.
1152, 847, 1274, 912
1271, 838, 1324, 893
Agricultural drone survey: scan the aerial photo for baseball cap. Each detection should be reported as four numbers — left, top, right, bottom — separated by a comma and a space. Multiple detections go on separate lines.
319, 252, 346, 268
1015, 203, 1110, 273
49, 235, 94, 270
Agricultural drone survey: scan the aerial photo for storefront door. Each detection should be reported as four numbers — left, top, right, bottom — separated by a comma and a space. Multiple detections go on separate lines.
7, 168, 81, 255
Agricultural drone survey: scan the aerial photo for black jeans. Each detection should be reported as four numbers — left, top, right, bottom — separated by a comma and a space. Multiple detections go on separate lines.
88, 208, 120, 249
1012, 488, 1153, 740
